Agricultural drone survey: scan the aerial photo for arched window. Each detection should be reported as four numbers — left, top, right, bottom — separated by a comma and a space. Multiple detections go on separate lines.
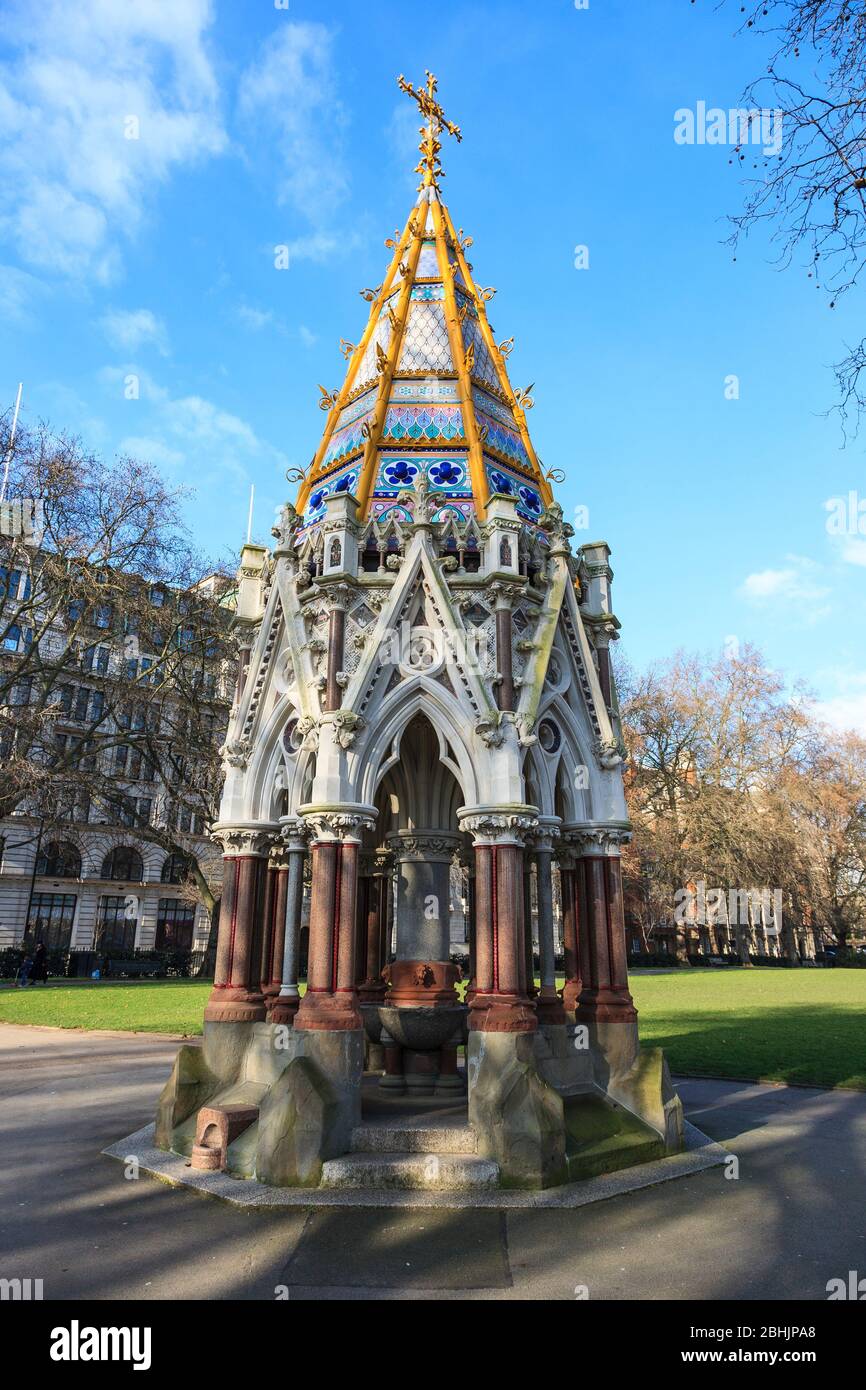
156, 898, 195, 950
36, 840, 82, 879
161, 851, 191, 885
101, 845, 144, 882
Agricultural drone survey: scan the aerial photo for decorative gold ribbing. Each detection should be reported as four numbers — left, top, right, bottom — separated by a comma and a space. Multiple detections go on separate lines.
440, 199, 553, 510
354, 212, 426, 514
433, 197, 489, 521
296, 206, 419, 515
397, 71, 462, 189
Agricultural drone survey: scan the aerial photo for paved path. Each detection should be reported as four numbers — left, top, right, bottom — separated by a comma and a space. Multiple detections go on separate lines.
1, 1024, 864, 1300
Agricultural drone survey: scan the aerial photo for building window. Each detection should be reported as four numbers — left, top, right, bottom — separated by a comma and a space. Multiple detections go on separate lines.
26, 893, 77, 950
101, 846, 144, 881
156, 897, 195, 950
2, 623, 30, 653
161, 852, 191, 885
35, 840, 82, 879
94, 895, 137, 954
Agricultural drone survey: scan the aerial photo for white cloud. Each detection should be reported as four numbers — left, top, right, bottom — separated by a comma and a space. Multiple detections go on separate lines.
237, 303, 278, 333
298, 324, 317, 348
813, 692, 866, 737
100, 307, 168, 354
118, 435, 185, 470
739, 556, 831, 606
0, 0, 226, 281
283, 232, 345, 265
238, 22, 349, 233
0, 264, 48, 327
103, 365, 288, 488
840, 538, 866, 567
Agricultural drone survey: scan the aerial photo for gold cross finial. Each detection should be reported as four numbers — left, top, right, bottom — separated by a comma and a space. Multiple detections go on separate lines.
397, 71, 462, 189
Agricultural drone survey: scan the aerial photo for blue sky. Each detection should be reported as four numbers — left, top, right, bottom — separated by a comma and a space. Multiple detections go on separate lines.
1, 0, 864, 730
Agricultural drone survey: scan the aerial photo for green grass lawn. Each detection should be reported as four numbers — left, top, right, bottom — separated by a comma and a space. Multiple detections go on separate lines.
631, 967, 866, 1090
1, 968, 864, 1090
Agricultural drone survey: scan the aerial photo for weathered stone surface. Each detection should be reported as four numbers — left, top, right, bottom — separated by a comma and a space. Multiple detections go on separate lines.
255, 1055, 342, 1187
606, 1047, 684, 1153
533, 1022, 594, 1092
320, 1152, 499, 1191
155, 1045, 217, 1151
201, 1020, 256, 1083
468, 1032, 566, 1189
563, 1092, 665, 1181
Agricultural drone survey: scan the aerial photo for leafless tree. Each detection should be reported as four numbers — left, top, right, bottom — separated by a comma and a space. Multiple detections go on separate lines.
727, 1, 866, 431
0, 418, 235, 916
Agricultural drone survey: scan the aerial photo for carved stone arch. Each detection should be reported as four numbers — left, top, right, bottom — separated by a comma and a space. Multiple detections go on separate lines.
522, 741, 555, 818
377, 713, 465, 832
355, 678, 480, 810
246, 695, 319, 822
538, 692, 595, 821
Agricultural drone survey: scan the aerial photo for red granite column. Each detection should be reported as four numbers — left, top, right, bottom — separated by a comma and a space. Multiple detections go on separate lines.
576, 837, 637, 1024
465, 817, 537, 1034
204, 831, 270, 1023
522, 850, 537, 998
359, 851, 389, 1004
465, 853, 477, 1002
294, 817, 368, 1031
263, 849, 289, 1017
560, 848, 582, 1014
258, 858, 277, 1005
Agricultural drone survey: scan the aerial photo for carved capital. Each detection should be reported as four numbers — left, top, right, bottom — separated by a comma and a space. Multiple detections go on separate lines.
301, 805, 378, 843
458, 805, 539, 845
216, 826, 275, 858
567, 824, 632, 856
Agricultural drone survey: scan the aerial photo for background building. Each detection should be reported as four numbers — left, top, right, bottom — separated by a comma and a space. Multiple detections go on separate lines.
0, 561, 233, 971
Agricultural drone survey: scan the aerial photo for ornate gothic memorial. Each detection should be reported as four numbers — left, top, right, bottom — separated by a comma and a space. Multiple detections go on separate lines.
156, 74, 683, 1191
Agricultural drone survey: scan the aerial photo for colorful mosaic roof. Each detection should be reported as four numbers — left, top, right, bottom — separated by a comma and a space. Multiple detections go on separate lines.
296, 74, 553, 529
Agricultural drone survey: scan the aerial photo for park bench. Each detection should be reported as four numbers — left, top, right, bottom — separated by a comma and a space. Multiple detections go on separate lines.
106, 960, 163, 979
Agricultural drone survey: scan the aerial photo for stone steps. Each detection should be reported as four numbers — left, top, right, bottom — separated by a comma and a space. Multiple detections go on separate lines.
350, 1123, 477, 1155
320, 1152, 500, 1191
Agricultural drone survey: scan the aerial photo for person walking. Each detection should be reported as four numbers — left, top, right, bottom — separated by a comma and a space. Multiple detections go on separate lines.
17, 954, 33, 987
30, 941, 49, 985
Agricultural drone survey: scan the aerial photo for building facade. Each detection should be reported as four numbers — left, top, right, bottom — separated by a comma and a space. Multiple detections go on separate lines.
0, 563, 231, 965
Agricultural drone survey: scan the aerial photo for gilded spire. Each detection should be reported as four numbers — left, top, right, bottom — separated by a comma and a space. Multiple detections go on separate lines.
397, 71, 462, 189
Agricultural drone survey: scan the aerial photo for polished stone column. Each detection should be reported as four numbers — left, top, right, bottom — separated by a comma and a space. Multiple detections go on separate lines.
295, 811, 374, 1031
460, 844, 477, 1001
558, 844, 582, 1014
522, 853, 536, 997
575, 831, 637, 1024
205, 828, 274, 1023
535, 819, 565, 1024
324, 587, 349, 712
359, 850, 391, 1004
259, 855, 279, 1008
459, 809, 538, 1034
387, 831, 462, 963
271, 821, 308, 1025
